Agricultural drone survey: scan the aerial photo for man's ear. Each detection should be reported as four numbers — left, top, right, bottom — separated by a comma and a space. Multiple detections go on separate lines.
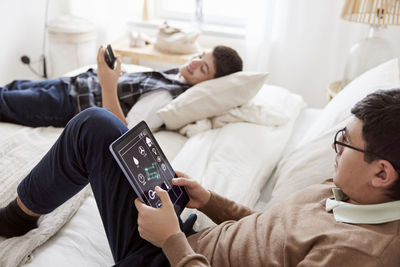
371, 160, 398, 188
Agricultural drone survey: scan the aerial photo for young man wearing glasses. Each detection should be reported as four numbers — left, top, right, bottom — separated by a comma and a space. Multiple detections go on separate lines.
1, 89, 399, 266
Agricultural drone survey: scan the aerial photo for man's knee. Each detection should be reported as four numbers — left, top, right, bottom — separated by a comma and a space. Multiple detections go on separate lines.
67, 107, 127, 143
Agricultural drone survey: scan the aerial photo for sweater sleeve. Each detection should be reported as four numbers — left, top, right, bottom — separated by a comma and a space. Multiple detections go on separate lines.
296, 247, 383, 267
198, 191, 256, 224
162, 232, 210, 267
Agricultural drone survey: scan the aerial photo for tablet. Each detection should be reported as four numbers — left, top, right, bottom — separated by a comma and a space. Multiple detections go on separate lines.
109, 121, 189, 215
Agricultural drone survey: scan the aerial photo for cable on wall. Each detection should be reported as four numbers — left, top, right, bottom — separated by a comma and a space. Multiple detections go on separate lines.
20, 0, 49, 78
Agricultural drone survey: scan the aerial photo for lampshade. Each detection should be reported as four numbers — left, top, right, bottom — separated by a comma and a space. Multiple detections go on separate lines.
340, 0, 400, 86
341, 0, 400, 26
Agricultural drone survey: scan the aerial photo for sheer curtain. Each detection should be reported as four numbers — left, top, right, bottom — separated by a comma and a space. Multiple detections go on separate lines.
68, 0, 140, 44
245, 0, 400, 108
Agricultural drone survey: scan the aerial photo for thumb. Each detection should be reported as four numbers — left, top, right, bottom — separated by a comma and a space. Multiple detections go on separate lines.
98, 46, 106, 63
155, 186, 172, 207
115, 56, 122, 72
134, 198, 145, 211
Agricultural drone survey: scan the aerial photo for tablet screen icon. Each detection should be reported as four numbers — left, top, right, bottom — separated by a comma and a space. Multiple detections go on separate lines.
137, 173, 146, 185
148, 190, 156, 200
146, 137, 153, 147
162, 181, 170, 190
133, 156, 139, 167
161, 163, 166, 171
138, 146, 146, 156
145, 162, 161, 181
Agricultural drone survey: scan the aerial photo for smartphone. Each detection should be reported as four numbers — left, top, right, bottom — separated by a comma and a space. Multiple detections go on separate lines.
104, 44, 116, 69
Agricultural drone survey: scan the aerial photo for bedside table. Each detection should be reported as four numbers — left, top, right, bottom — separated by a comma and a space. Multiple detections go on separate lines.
112, 36, 200, 66
326, 80, 344, 101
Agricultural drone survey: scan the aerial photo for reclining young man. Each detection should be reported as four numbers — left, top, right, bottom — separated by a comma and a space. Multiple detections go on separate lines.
0, 45, 242, 128
1, 89, 399, 266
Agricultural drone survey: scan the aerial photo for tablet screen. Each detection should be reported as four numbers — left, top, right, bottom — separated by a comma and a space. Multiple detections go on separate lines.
109, 121, 188, 215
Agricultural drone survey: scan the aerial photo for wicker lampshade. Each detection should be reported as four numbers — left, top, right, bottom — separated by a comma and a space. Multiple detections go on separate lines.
341, 0, 400, 26
340, 0, 400, 86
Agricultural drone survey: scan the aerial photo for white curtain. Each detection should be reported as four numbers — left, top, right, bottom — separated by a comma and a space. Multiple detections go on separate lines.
68, 0, 141, 45
245, 0, 400, 108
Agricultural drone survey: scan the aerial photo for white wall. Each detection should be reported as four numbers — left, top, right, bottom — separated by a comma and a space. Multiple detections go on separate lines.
68, 0, 142, 45
0, 0, 70, 84
0, 0, 143, 84
2, 1, 399, 108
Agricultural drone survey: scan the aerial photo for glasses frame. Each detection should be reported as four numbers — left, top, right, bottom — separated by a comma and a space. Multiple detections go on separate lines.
333, 128, 400, 172
333, 128, 369, 154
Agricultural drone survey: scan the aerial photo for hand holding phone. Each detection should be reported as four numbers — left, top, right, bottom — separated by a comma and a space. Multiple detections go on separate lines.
104, 44, 116, 69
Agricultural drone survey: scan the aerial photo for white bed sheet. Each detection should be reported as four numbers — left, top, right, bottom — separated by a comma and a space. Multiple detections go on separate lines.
24, 196, 114, 267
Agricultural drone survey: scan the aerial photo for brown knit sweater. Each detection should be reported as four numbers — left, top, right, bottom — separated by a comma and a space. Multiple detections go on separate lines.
162, 180, 400, 266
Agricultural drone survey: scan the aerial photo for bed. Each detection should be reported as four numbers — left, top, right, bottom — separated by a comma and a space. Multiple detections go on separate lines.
0, 58, 399, 266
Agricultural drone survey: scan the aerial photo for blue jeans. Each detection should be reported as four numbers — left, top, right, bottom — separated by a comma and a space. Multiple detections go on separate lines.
0, 79, 76, 127
17, 108, 195, 266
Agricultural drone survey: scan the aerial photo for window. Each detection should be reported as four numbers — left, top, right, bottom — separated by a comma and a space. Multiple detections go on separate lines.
154, 0, 248, 27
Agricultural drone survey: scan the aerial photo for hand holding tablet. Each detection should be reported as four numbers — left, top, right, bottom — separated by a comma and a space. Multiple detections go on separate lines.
134, 185, 181, 247
109, 121, 189, 215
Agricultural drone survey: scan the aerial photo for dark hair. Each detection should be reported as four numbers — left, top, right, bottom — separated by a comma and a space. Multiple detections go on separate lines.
351, 88, 400, 200
212, 45, 243, 78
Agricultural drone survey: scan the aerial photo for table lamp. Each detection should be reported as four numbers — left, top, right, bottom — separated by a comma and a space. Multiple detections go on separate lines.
341, 0, 400, 86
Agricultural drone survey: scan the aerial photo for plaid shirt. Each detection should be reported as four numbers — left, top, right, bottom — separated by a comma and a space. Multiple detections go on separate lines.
68, 68, 190, 115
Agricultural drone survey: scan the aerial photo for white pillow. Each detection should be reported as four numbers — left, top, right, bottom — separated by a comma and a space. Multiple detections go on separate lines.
298, 58, 400, 146
211, 85, 289, 128
268, 118, 349, 206
157, 72, 268, 130
177, 86, 290, 137
268, 59, 400, 205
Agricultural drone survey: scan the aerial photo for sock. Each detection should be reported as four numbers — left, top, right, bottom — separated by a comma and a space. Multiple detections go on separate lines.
0, 198, 39, 238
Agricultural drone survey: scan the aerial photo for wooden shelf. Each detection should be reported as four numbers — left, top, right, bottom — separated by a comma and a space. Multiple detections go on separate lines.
112, 36, 199, 66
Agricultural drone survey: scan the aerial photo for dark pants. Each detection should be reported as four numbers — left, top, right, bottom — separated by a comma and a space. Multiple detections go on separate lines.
0, 79, 76, 127
17, 107, 193, 266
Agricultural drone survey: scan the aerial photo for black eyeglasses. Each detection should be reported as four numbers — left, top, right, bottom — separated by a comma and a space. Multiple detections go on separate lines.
333, 128, 369, 154
333, 128, 400, 172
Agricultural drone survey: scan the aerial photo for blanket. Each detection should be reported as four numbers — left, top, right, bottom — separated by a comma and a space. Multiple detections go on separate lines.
0, 125, 91, 267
